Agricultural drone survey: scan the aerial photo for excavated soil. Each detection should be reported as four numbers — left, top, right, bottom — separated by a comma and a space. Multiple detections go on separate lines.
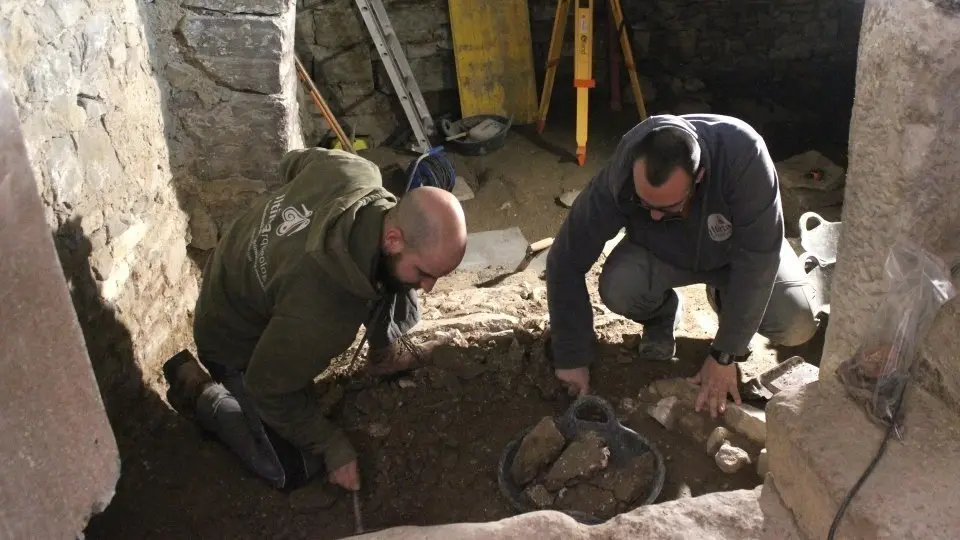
84, 116, 827, 539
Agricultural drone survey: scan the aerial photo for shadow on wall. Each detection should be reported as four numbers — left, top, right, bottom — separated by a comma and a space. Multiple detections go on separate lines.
52, 217, 180, 450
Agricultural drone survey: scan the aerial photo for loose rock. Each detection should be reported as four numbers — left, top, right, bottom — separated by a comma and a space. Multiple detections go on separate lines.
592, 453, 656, 502
714, 441, 751, 474
647, 396, 681, 430
556, 483, 618, 517
706, 426, 731, 456
557, 190, 580, 208
524, 484, 555, 509
543, 431, 610, 491
511, 416, 566, 486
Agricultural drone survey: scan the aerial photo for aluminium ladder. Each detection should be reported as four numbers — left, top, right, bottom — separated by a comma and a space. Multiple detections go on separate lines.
354, 0, 436, 153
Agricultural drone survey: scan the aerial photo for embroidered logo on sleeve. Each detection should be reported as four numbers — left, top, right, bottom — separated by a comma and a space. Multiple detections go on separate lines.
276, 204, 314, 237
707, 213, 733, 242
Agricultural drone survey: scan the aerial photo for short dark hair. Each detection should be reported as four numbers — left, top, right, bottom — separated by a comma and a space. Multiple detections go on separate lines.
629, 126, 701, 187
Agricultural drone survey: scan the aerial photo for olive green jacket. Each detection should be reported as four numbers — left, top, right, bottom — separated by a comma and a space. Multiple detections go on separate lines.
194, 148, 396, 471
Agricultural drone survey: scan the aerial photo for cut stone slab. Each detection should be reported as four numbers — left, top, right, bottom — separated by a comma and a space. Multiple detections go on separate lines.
557, 190, 580, 208
723, 402, 766, 445
0, 80, 120, 538
452, 176, 475, 202
412, 313, 521, 335
459, 227, 528, 272
769, 382, 960, 540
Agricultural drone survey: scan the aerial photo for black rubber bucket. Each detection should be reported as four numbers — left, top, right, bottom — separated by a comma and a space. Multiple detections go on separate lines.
440, 114, 512, 156
497, 395, 666, 525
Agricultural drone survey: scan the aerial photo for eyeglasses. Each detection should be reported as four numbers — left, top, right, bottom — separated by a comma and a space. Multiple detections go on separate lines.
633, 186, 693, 219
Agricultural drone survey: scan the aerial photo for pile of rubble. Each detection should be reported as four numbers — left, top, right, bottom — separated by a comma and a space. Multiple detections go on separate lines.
510, 417, 656, 520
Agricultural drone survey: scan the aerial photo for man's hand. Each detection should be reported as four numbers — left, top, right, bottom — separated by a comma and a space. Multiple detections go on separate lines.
555, 367, 590, 396
688, 356, 741, 418
329, 459, 360, 491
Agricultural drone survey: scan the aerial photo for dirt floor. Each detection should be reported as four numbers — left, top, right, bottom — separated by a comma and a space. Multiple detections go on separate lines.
83, 112, 828, 539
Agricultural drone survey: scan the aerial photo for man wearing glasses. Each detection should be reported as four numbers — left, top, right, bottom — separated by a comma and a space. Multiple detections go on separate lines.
545, 114, 820, 418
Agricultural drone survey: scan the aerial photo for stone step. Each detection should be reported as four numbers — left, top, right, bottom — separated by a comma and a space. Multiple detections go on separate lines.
767, 381, 960, 540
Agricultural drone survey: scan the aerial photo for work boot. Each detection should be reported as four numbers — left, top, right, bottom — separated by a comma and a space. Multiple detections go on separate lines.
637, 290, 684, 362
162, 349, 213, 418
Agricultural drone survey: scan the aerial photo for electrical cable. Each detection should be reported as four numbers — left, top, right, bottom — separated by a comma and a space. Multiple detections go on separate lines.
826, 384, 907, 540
404, 146, 456, 193
829, 259, 959, 538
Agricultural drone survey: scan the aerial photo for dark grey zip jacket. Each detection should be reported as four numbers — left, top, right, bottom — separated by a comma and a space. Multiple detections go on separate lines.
546, 114, 784, 368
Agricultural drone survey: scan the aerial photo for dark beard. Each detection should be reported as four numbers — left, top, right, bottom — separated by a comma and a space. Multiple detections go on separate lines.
378, 251, 416, 293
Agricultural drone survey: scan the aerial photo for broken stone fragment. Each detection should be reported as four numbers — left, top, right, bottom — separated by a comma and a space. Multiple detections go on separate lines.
592, 453, 656, 503
557, 190, 580, 208
714, 441, 751, 474
543, 431, 610, 491
556, 482, 619, 518
510, 416, 566, 486
524, 483, 555, 509
706, 426, 731, 456
647, 396, 680, 430
651, 377, 699, 407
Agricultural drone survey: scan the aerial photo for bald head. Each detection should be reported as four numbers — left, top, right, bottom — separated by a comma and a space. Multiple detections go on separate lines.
382, 186, 467, 292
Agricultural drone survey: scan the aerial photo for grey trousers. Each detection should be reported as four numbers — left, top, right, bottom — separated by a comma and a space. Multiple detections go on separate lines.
193, 289, 421, 490
598, 239, 821, 348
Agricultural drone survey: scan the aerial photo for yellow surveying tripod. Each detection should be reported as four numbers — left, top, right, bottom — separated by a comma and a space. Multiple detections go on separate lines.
536, 0, 648, 165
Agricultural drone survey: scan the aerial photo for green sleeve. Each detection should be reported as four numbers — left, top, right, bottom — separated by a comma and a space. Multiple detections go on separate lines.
242, 313, 358, 472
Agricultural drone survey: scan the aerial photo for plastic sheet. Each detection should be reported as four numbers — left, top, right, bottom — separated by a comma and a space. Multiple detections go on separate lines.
836, 241, 957, 434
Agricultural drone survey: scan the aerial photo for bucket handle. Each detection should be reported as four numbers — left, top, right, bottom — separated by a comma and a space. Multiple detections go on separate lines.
799, 211, 825, 234
560, 395, 621, 437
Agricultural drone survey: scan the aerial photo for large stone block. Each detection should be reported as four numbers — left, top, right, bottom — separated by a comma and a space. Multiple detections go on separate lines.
177, 13, 286, 94
183, 0, 288, 15
311, 1, 366, 48
0, 68, 119, 540
385, 0, 449, 44
768, 382, 960, 540
179, 94, 291, 180
817, 0, 960, 406
304, 43, 374, 87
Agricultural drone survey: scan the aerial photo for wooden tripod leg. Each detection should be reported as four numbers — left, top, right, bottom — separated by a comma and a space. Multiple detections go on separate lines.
536, 0, 571, 134
609, 0, 647, 120
573, 0, 594, 166
294, 55, 355, 154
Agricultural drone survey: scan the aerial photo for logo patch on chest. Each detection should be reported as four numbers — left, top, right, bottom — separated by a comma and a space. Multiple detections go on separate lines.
707, 213, 733, 242
277, 204, 314, 237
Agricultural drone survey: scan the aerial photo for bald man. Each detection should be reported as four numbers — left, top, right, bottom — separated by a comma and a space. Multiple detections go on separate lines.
163, 148, 467, 493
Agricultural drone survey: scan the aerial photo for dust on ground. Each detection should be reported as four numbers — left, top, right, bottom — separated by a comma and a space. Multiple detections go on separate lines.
84, 116, 826, 539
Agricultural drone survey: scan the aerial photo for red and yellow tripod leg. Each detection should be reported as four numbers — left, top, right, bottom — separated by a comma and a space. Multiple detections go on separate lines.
573, 0, 594, 166
536, 0, 571, 134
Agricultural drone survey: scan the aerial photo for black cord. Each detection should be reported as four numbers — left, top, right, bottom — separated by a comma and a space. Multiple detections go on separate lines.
827, 385, 907, 539
404, 151, 456, 193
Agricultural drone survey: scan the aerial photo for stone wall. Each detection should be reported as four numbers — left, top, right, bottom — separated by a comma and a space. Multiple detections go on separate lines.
296, 0, 863, 146
1, 0, 303, 410
149, 0, 303, 246
817, 0, 960, 412
0, 0, 198, 406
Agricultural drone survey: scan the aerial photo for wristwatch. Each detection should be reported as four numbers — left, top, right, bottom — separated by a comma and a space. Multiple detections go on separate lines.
709, 347, 741, 366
